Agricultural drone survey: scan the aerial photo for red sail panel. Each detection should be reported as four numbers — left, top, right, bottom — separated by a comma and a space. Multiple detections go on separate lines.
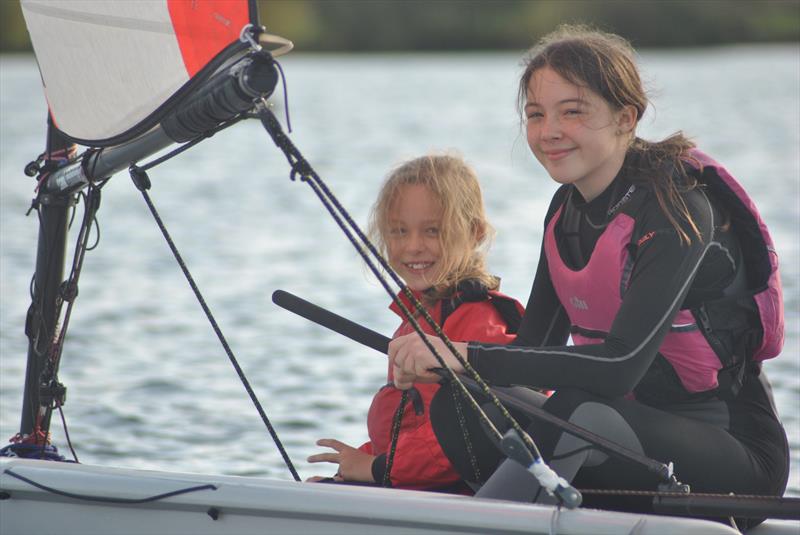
168, 0, 252, 77
21, 0, 255, 146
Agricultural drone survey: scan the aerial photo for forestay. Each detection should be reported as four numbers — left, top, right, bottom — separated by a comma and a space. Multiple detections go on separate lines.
20, 0, 255, 146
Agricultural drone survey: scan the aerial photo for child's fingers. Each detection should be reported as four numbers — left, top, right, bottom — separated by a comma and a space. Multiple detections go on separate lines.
316, 438, 345, 450
307, 452, 339, 464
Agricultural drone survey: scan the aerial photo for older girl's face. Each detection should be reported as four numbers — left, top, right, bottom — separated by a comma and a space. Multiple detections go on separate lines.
525, 67, 635, 201
386, 184, 444, 292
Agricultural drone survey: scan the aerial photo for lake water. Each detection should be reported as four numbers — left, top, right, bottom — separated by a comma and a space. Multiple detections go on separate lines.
1, 46, 798, 495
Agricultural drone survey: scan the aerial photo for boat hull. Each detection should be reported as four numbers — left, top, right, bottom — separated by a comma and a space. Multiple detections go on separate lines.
0, 458, 744, 535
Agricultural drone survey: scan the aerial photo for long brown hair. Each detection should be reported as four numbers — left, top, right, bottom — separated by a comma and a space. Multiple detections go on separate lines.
368, 154, 498, 300
519, 25, 701, 244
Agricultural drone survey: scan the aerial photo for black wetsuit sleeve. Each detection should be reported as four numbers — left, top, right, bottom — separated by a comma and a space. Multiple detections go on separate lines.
468, 189, 717, 398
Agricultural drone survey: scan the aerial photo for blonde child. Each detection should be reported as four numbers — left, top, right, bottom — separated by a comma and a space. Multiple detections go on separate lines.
307, 154, 524, 491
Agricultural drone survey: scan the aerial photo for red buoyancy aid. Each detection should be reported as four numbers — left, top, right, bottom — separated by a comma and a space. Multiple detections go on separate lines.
362, 287, 523, 488
543, 149, 783, 396
367, 288, 522, 454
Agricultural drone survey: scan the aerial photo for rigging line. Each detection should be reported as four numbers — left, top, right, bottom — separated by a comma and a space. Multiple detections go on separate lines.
297, 175, 490, 476
285, 151, 544, 461
581, 488, 799, 500
45, 184, 101, 372
259, 105, 583, 505
271, 290, 672, 480
299, 173, 501, 435
450, 383, 483, 482
19, 143, 80, 442
128, 169, 300, 482
36, 183, 103, 443
258, 106, 542, 457
55, 402, 79, 463
272, 60, 292, 133
258, 109, 585, 506
305, 173, 529, 437
383, 390, 410, 487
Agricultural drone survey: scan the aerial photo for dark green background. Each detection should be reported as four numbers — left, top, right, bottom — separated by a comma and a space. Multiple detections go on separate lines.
2, 0, 798, 53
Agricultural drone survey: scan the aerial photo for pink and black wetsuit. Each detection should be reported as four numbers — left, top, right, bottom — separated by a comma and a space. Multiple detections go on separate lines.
430, 150, 788, 527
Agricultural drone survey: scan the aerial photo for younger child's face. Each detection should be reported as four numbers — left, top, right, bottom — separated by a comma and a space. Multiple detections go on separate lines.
386, 184, 443, 292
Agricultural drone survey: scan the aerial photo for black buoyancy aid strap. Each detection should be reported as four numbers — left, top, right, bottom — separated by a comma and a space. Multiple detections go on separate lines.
697, 166, 771, 288
689, 166, 767, 398
692, 259, 756, 399
488, 297, 522, 335
439, 280, 522, 335
560, 188, 587, 268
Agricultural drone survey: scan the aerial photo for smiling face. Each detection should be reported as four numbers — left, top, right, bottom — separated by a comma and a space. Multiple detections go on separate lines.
525, 67, 634, 201
386, 184, 444, 292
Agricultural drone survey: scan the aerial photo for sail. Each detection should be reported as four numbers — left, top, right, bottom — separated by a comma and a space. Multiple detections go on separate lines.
21, 0, 257, 147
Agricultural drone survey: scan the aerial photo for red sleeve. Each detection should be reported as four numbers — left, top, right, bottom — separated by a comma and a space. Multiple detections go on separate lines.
443, 299, 522, 345
386, 299, 523, 489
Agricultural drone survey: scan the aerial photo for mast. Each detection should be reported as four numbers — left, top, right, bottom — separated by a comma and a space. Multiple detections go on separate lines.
19, 114, 76, 442
12, 0, 278, 451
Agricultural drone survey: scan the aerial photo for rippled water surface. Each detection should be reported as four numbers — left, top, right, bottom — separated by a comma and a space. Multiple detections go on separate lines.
1, 47, 798, 493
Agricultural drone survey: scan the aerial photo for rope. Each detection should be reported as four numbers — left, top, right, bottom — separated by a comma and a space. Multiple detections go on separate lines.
269, 136, 490, 474
382, 390, 409, 487
22, 180, 102, 453
257, 104, 545, 468
451, 386, 481, 482
128, 165, 300, 482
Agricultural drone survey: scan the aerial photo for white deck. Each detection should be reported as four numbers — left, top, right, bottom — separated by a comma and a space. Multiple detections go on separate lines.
0, 457, 746, 535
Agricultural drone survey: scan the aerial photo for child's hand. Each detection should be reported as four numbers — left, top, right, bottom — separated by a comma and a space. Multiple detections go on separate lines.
307, 439, 376, 482
389, 333, 467, 389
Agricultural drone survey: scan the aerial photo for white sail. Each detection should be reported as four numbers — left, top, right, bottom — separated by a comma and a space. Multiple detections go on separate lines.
21, 0, 254, 146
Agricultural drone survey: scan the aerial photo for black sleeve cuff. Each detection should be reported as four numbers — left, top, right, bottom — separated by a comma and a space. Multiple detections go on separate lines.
468, 342, 509, 386
371, 453, 388, 485
467, 342, 483, 374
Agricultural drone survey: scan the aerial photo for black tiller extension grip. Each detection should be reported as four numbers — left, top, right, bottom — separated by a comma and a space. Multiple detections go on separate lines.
272, 290, 389, 354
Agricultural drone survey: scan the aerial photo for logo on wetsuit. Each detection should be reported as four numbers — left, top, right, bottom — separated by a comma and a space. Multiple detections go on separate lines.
570, 296, 589, 310
637, 231, 656, 247
607, 184, 637, 218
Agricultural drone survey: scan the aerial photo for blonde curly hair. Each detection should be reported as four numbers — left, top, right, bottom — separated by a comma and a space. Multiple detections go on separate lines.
368, 153, 498, 301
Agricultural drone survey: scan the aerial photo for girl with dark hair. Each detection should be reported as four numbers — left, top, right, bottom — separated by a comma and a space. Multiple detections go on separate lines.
388, 26, 788, 527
